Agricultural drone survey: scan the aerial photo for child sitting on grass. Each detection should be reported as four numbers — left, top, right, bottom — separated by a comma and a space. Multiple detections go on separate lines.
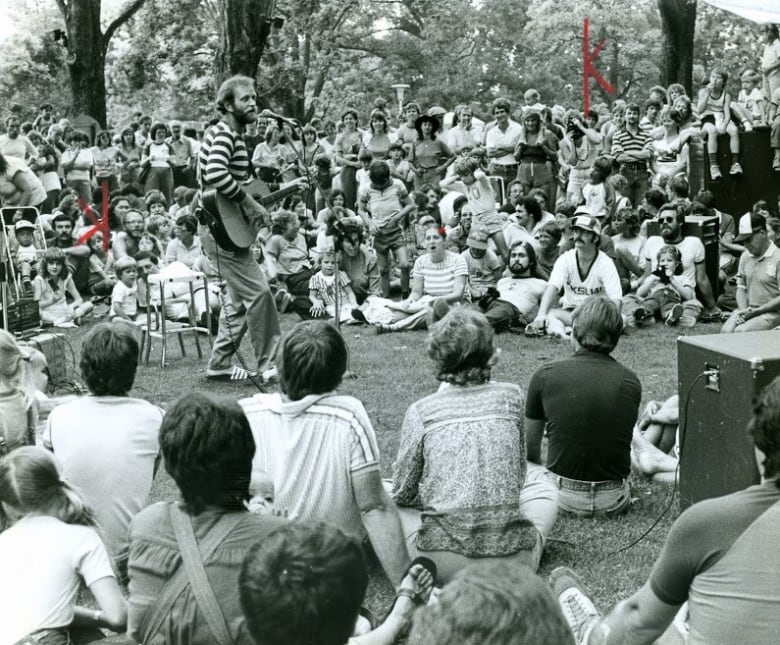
308, 249, 358, 323
633, 245, 695, 326
33, 248, 93, 327
109, 256, 141, 324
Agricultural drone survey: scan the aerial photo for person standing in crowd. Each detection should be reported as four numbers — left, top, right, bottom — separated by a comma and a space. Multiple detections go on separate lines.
526, 296, 640, 516
61, 131, 94, 203
334, 108, 363, 209
514, 107, 559, 211
0, 115, 37, 161
485, 97, 522, 187
167, 120, 197, 188
141, 122, 174, 203
90, 129, 124, 193
611, 102, 654, 207
198, 75, 281, 383
411, 113, 454, 191
0, 150, 47, 211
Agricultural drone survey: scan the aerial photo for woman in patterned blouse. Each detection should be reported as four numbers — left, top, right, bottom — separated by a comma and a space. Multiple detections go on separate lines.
390, 307, 559, 583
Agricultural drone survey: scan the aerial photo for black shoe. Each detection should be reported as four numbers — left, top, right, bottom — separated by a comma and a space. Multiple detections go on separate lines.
351, 308, 368, 324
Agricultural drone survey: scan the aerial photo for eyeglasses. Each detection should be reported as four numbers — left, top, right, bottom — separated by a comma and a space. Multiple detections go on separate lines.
658, 216, 677, 224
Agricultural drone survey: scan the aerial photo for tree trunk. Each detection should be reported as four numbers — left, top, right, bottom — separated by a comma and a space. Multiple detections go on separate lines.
63, 0, 107, 126
56, 0, 148, 128
214, 0, 274, 85
658, 0, 697, 96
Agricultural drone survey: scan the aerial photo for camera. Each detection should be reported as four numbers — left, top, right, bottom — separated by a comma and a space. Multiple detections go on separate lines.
652, 268, 671, 284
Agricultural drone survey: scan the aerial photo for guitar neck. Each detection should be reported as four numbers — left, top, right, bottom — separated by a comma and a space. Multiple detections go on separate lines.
258, 183, 304, 207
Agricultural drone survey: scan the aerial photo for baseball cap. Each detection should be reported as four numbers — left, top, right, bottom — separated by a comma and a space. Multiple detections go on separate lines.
571, 215, 601, 235
467, 228, 489, 250
14, 220, 35, 231
734, 212, 767, 242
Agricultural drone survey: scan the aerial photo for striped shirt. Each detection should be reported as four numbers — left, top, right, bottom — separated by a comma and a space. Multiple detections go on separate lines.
611, 126, 652, 162
198, 121, 249, 201
412, 251, 469, 298
240, 392, 381, 539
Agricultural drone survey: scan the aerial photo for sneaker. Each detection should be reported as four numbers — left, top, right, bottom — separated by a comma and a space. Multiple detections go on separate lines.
549, 567, 602, 643
710, 164, 722, 180
633, 307, 649, 325
743, 122, 753, 132
274, 288, 292, 313
773, 156, 780, 172
351, 308, 368, 324
729, 162, 743, 175
679, 315, 697, 328
665, 304, 683, 326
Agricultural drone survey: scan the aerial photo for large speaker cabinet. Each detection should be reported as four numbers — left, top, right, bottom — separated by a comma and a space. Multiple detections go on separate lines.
677, 332, 780, 509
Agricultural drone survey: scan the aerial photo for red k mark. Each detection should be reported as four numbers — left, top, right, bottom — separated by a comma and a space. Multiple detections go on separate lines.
582, 17, 615, 115
74, 180, 110, 251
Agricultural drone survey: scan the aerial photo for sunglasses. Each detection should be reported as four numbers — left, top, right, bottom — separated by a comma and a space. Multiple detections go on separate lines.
658, 216, 677, 224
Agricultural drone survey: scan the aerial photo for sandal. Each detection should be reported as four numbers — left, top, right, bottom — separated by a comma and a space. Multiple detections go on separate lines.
381, 557, 437, 630
206, 366, 259, 382
524, 323, 546, 338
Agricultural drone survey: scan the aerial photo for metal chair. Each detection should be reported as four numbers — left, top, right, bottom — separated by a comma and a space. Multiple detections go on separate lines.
139, 270, 213, 368
487, 175, 506, 207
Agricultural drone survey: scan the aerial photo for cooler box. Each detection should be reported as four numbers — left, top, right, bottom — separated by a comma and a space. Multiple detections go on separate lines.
677, 332, 779, 509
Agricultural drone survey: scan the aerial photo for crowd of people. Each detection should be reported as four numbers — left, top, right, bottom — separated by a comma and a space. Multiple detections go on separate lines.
0, 22, 780, 644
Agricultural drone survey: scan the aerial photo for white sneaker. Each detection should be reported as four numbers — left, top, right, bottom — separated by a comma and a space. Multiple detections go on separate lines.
550, 567, 602, 644
261, 365, 278, 383
729, 161, 743, 175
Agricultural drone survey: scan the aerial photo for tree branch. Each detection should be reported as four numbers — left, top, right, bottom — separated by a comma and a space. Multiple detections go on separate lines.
103, 0, 148, 47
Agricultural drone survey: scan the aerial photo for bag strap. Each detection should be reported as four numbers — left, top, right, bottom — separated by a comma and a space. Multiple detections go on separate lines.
169, 505, 237, 645
137, 504, 243, 643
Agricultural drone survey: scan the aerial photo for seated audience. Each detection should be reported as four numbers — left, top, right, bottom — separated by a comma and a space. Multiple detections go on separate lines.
552, 375, 780, 645
44, 323, 162, 575
721, 212, 780, 332
240, 320, 411, 587
239, 522, 435, 645
408, 562, 574, 645
525, 297, 641, 516
127, 392, 286, 644
392, 308, 559, 581
33, 247, 93, 327
0, 447, 127, 643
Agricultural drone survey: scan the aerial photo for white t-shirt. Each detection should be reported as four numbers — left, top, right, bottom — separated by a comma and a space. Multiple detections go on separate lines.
110, 280, 138, 319
0, 516, 114, 643
496, 275, 548, 315
44, 396, 162, 564
548, 248, 622, 308
448, 171, 496, 216
645, 235, 705, 287
485, 121, 522, 165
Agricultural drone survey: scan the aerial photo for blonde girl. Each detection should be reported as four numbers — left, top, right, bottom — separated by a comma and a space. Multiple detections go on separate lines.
635, 245, 695, 326
0, 447, 127, 642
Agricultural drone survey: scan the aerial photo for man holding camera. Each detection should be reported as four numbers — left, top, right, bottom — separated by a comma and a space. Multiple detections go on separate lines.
642, 201, 719, 325
561, 109, 603, 203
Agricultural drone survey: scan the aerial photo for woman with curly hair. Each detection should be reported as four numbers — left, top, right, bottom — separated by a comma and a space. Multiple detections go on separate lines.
390, 307, 559, 583
334, 108, 363, 209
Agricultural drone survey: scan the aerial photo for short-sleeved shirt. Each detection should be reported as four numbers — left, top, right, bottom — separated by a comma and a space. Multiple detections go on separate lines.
547, 249, 622, 309
412, 251, 469, 298
358, 179, 408, 228
526, 349, 641, 481
448, 171, 496, 216
267, 233, 310, 277
240, 392, 381, 539
0, 516, 115, 643
645, 235, 705, 287
485, 121, 522, 165
649, 481, 780, 645
737, 241, 780, 308
110, 280, 138, 319
496, 275, 548, 315
165, 237, 202, 268
461, 248, 502, 296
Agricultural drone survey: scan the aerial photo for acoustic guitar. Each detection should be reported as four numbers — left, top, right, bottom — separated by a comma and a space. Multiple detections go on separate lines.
199, 178, 307, 251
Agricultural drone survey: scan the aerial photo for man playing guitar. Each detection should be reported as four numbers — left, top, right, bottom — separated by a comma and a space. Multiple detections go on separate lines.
198, 74, 284, 383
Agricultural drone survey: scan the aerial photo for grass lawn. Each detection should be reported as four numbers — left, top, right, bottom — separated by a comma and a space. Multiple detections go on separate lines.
56, 312, 723, 620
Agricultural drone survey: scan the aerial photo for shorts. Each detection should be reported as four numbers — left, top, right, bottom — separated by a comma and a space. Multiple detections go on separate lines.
373, 226, 405, 254
473, 211, 504, 236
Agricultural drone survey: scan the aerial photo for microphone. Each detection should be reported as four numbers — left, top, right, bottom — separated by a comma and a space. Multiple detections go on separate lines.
259, 109, 298, 126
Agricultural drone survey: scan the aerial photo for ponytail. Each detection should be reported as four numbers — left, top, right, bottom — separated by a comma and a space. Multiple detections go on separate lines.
0, 447, 95, 527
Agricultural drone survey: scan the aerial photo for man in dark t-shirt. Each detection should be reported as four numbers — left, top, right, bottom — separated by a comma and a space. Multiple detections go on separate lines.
525, 296, 641, 516
550, 375, 780, 645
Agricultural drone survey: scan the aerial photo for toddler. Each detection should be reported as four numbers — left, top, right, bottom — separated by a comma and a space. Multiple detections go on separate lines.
733, 69, 764, 130
387, 140, 412, 188
12, 220, 41, 297
633, 245, 695, 326
580, 157, 615, 220
308, 250, 358, 323
109, 256, 140, 324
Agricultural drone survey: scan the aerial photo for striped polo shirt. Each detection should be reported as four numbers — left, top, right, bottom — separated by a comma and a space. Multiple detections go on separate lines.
240, 392, 381, 539
611, 126, 652, 162
198, 121, 249, 201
